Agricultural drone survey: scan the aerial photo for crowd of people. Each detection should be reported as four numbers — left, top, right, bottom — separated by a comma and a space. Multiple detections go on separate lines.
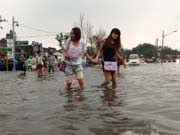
19, 51, 59, 77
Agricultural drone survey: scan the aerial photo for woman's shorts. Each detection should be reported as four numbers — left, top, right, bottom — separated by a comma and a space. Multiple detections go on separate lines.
64, 64, 84, 82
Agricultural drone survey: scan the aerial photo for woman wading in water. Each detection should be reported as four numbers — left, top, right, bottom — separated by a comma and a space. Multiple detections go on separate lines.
94, 28, 124, 89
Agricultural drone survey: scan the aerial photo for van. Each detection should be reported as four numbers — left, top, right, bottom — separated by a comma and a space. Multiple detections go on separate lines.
128, 54, 140, 66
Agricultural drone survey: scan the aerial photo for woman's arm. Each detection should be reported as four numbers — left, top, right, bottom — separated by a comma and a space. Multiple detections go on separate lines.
84, 52, 95, 63
116, 49, 123, 61
94, 40, 105, 63
62, 38, 71, 60
116, 50, 126, 67
62, 49, 71, 60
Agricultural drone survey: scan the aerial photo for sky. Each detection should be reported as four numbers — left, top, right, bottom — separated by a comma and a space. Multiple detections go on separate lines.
0, 0, 180, 50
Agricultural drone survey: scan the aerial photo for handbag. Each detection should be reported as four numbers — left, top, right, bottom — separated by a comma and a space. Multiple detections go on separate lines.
59, 39, 71, 72
59, 61, 66, 72
104, 61, 117, 71
102, 50, 117, 71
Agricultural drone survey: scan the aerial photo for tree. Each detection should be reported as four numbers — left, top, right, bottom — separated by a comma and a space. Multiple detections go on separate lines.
130, 43, 180, 59
162, 46, 180, 56
74, 13, 95, 47
132, 43, 157, 58
55, 32, 69, 48
90, 28, 106, 50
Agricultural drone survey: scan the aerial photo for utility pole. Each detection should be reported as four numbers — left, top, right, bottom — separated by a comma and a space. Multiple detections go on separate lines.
161, 29, 177, 62
155, 38, 159, 58
12, 16, 19, 71
161, 30, 164, 61
156, 38, 159, 46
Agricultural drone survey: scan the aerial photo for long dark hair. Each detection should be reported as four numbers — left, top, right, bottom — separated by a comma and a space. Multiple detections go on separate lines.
71, 27, 81, 41
103, 28, 121, 50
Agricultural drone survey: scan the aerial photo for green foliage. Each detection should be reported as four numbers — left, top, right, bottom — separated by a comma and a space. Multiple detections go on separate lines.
130, 43, 180, 58
55, 32, 69, 48
132, 43, 157, 58
162, 46, 180, 56
86, 46, 96, 58
86, 46, 96, 66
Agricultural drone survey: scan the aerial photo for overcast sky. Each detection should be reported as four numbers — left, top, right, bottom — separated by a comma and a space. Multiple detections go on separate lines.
0, 0, 180, 50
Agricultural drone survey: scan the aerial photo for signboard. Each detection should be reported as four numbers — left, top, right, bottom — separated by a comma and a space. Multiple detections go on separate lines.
0, 52, 7, 55
0, 47, 12, 52
7, 39, 13, 48
158, 48, 162, 51
8, 52, 14, 58
157, 52, 161, 57
16, 41, 29, 45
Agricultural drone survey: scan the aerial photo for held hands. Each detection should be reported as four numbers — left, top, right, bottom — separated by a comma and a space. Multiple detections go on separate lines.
92, 58, 99, 64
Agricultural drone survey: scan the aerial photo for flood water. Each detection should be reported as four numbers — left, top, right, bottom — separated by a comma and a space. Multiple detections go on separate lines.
0, 63, 180, 135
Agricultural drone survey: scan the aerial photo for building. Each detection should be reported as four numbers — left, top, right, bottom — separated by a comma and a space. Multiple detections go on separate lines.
0, 38, 7, 47
0, 38, 8, 59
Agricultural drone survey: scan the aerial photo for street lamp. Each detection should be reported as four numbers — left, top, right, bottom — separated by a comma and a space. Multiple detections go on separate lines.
161, 30, 177, 60
12, 16, 19, 71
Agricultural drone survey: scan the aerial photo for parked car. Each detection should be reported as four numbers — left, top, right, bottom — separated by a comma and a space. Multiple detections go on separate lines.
0, 59, 21, 71
128, 54, 140, 66
145, 58, 154, 63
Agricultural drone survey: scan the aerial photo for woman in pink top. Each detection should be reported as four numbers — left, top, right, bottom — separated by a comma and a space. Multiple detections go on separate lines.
63, 27, 94, 90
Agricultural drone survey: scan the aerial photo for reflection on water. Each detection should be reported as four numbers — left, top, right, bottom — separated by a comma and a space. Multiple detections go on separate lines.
63, 89, 86, 112
0, 64, 180, 135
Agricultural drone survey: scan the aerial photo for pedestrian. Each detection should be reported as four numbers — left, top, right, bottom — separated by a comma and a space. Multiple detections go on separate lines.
42, 55, 48, 72
20, 54, 26, 75
48, 52, 55, 73
26, 56, 32, 71
36, 50, 44, 78
31, 56, 37, 71
94, 28, 124, 89
54, 55, 58, 71
62, 27, 94, 90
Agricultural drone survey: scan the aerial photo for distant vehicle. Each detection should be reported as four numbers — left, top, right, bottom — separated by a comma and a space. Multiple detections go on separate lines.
176, 58, 180, 64
128, 54, 140, 66
145, 58, 154, 63
139, 58, 146, 64
145, 57, 157, 63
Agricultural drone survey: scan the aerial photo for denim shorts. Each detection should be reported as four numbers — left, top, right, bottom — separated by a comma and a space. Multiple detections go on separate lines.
64, 63, 84, 81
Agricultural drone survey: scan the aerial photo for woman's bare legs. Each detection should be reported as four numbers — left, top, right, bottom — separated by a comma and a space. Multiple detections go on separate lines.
100, 72, 111, 87
78, 79, 85, 90
111, 72, 117, 89
66, 82, 72, 90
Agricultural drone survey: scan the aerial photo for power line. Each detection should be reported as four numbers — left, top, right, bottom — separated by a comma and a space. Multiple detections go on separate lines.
19, 23, 59, 34
17, 33, 58, 38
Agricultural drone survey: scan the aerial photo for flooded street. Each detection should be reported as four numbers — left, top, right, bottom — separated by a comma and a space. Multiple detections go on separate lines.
0, 63, 180, 135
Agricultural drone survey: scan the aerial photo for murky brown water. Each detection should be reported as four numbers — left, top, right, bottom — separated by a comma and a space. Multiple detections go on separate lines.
0, 63, 180, 135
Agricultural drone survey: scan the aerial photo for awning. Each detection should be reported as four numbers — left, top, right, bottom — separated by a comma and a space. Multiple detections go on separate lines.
53, 52, 63, 56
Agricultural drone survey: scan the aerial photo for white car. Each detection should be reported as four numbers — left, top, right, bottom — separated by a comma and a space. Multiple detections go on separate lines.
128, 54, 140, 66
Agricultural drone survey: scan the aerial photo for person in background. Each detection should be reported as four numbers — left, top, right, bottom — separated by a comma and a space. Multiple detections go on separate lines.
20, 54, 26, 75
26, 56, 32, 71
43, 55, 48, 72
36, 50, 44, 77
54, 55, 58, 71
48, 52, 55, 73
31, 55, 37, 71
